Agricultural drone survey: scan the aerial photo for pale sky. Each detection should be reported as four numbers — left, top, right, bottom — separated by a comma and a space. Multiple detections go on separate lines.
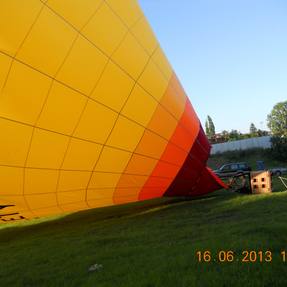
139, 0, 287, 133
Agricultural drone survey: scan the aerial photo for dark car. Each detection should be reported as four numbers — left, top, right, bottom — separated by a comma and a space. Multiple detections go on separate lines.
270, 167, 287, 176
213, 162, 251, 178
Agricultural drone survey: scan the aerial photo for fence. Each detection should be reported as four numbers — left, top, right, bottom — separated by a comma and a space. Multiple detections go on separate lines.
211, 136, 271, 155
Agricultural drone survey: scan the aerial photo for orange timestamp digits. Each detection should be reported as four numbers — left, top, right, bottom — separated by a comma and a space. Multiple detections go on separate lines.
196, 250, 276, 263
241, 250, 272, 262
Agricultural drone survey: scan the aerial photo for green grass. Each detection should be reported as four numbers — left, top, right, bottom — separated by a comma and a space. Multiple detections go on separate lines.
1, 149, 287, 286
1, 188, 287, 287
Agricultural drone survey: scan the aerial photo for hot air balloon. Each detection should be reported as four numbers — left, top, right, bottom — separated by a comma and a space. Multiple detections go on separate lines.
0, 0, 225, 222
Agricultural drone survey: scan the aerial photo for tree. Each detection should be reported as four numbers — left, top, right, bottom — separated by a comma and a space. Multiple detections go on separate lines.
208, 116, 216, 137
249, 123, 257, 137
257, 129, 269, 137
270, 137, 287, 161
229, 129, 240, 141
205, 120, 210, 138
205, 115, 215, 138
221, 130, 229, 142
267, 101, 287, 137
267, 101, 287, 161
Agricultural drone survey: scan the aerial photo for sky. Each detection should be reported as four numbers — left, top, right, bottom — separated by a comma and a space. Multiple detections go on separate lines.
138, 0, 287, 133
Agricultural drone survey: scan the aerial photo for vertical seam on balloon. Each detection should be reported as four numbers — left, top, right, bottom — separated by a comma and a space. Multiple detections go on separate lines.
112, 74, 186, 203
55, 14, 143, 210
103, 0, 187, 117
143, 103, 203, 199
21, 1, 106, 214
164, 128, 212, 196
51, 1, 108, 210
84, 45, 159, 207
22, 31, 80, 213
0, 0, 46, 218
102, 1, 198, 131
0, 2, 46, 94
137, 98, 193, 201
103, 0, 171, 81
2, 3, 47, 216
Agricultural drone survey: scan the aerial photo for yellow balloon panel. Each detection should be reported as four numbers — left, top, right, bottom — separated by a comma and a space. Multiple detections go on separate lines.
0, 118, 33, 166
0, 0, 43, 56
105, 0, 143, 28
17, 7, 78, 76
82, 3, 128, 56
0, 166, 23, 196
0, 0, 225, 223
56, 35, 108, 95
61, 139, 102, 171
91, 62, 135, 112
121, 84, 158, 126
24, 169, 58, 195
47, 0, 103, 30
1, 61, 52, 125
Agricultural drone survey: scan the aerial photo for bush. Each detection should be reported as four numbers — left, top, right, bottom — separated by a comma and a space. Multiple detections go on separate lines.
270, 137, 287, 161
211, 148, 270, 160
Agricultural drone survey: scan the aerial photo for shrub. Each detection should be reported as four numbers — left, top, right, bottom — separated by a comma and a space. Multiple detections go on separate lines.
270, 137, 287, 161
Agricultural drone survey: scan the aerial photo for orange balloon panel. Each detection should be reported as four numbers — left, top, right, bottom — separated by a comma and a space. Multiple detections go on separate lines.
0, 0, 225, 223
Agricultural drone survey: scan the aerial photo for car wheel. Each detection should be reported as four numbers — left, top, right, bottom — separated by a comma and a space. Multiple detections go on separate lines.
275, 170, 282, 176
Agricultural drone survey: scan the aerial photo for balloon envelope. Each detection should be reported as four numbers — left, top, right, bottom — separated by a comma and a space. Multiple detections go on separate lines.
0, 0, 225, 222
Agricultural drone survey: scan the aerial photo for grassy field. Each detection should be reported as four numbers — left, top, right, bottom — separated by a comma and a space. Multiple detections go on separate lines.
1, 149, 287, 286
1, 190, 287, 286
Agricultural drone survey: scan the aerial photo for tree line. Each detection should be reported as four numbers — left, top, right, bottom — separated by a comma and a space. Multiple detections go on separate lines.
205, 119, 269, 143
205, 100, 287, 160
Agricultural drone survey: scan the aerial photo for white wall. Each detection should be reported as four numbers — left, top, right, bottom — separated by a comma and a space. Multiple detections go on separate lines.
211, 136, 271, 155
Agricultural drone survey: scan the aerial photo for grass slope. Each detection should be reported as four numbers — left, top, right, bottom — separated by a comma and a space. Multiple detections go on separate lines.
1, 188, 287, 287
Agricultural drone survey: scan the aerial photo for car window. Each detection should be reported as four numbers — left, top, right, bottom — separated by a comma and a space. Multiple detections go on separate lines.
221, 165, 231, 171
239, 164, 246, 169
231, 164, 238, 170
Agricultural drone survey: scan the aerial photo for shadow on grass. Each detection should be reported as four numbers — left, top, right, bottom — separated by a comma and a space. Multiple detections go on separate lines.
1, 189, 286, 243
0, 189, 237, 241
